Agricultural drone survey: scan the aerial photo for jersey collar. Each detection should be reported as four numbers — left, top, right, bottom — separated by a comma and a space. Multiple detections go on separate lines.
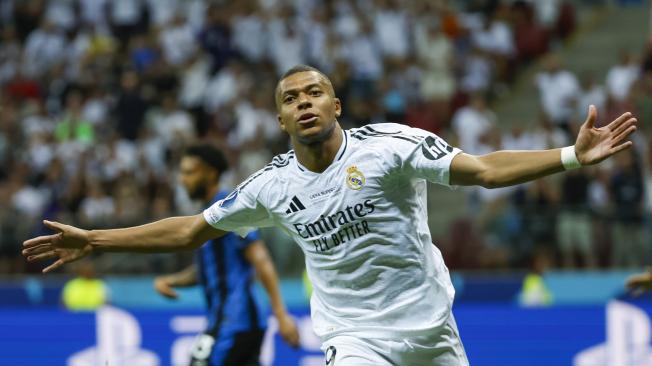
295, 129, 349, 173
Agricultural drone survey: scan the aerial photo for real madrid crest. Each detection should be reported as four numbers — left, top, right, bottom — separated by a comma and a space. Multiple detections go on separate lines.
345, 165, 365, 190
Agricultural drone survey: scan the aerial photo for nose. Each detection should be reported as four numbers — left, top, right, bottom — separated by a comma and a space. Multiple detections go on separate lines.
297, 92, 311, 110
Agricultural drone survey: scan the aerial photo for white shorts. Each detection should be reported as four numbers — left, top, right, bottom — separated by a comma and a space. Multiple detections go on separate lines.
321, 314, 469, 366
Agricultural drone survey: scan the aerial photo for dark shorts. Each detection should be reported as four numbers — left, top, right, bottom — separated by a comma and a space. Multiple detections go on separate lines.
189, 329, 265, 366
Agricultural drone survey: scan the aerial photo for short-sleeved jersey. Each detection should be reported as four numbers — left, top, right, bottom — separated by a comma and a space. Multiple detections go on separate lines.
197, 190, 266, 337
203, 123, 462, 340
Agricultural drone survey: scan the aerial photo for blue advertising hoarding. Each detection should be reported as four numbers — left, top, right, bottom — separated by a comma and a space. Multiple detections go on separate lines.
1, 300, 652, 366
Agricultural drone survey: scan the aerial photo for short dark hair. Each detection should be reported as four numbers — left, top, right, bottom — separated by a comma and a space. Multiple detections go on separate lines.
183, 144, 229, 173
280, 64, 329, 81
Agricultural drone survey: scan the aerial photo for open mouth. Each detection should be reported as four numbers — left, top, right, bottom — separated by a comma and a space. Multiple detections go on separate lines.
298, 113, 318, 124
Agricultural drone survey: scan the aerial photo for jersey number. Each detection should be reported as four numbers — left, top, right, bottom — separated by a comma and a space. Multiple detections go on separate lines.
421, 136, 453, 161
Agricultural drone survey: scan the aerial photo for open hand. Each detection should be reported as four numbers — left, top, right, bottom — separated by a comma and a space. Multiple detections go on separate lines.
574, 105, 637, 165
22, 220, 93, 273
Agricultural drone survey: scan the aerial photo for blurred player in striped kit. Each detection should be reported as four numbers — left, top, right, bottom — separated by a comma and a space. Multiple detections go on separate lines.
153, 144, 299, 366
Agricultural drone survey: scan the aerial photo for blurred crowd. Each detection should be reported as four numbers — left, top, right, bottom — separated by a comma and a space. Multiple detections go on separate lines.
442, 46, 652, 271
0, 0, 646, 275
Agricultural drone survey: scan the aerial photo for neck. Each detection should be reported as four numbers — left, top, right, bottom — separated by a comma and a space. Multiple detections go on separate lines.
204, 183, 220, 204
293, 125, 344, 173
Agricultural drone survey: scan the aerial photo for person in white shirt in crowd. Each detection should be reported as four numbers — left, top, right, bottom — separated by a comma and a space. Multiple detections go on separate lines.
535, 54, 581, 133
159, 13, 198, 67
331, 0, 360, 42
451, 94, 496, 155
231, 1, 267, 63
78, 0, 109, 31
182, 0, 209, 33
145, 0, 178, 27
148, 92, 196, 146
344, 18, 383, 82
267, 5, 305, 75
526, 0, 562, 29
44, 0, 77, 32
302, 6, 336, 73
178, 53, 212, 111
203, 60, 252, 115
576, 71, 607, 122
414, 15, 456, 105
108, 0, 145, 45
22, 20, 67, 78
373, 0, 410, 61
0, 26, 21, 84
470, 11, 515, 58
460, 46, 493, 94
606, 50, 641, 103
79, 181, 115, 227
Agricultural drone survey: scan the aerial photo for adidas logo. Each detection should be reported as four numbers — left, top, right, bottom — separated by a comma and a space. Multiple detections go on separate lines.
285, 196, 306, 214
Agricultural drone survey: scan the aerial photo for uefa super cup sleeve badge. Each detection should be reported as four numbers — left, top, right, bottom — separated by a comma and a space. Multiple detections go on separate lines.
345, 165, 365, 190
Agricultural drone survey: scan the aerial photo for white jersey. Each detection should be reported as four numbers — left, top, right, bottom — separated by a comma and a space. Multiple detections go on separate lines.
203, 123, 462, 340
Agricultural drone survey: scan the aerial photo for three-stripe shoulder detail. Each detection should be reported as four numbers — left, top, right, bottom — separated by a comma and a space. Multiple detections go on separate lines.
349, 125, 424, 145
238, 151, 295, 190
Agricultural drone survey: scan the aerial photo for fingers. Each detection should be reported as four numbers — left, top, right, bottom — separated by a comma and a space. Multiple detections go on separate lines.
279, 317, 300, 348
625, 269, 652, 297
154, 280, 179, 299
583, 105, 598, 129
43, 220, 67, 233
613, 126, 637, 145
23, 234, 57, 249
606, 111, 633, 131
160, 288, 179, 299
43, 259, 64, 273
163, 290, 179, 299
628, 280, 648, 297
626, 274, 644, 289
26, 250, 58, 262
611, 117, 637, 139
283, 330, 300, 348
607, 118, 636, 155
290, 331, 300, 348
22, 243, 54, 256
609, 141, 633, 155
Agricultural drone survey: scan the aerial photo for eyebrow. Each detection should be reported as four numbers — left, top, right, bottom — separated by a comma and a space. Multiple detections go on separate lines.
281, 83, 323, 97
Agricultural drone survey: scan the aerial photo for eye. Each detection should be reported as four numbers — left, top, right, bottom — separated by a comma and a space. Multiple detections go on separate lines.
283, 95, 295, 103
310, 90, 322, 96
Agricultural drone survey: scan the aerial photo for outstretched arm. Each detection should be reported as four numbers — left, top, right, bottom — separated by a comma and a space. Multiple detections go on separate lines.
450, 106, 636, 188
154, 264, 199, 299
245, 241, 300, 348
23, 214, 225, 273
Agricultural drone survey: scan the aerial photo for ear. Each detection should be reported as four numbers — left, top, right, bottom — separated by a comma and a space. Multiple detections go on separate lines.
334, 98, 341, 118
277, 114, 286, 132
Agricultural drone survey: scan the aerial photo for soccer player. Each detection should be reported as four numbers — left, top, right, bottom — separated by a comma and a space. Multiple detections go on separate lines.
153, 144, 299, 366
24, 65, 637, 365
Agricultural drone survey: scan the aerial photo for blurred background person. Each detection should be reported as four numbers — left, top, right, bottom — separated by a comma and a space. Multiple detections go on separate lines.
153, 144, 299, 366
62, 260, 108, 311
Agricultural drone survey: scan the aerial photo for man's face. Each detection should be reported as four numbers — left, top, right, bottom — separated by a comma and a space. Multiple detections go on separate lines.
276, 71, 341, 145
179, 156, 214, 200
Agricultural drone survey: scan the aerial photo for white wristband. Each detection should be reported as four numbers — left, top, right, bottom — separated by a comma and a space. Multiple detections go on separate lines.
561, 146, 582, 170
